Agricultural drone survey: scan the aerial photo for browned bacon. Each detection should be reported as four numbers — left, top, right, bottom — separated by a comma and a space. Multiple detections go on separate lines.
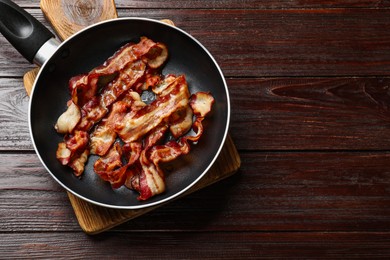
56, 130, 89, 176
116, 75, 190, 143
136, 150, 166, 200
76, 60, 147, 132
55, 37, 215, 201
94, 141, 143, 189
169, 105, 193, 138
68, 37, 157, 107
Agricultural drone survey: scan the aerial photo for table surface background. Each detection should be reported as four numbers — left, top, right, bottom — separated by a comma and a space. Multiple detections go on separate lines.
1, 0, 390, 258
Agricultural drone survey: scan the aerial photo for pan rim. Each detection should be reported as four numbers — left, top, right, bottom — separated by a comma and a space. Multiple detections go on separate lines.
28, 17, 231, 209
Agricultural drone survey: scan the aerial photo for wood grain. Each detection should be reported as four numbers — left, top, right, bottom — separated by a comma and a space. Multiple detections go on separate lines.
20, 1, 238, 234
2, 9, 390, 77
13, 0, 390, 9
5, 77, 390, 151
68, 136, 239, 234
1, 232, 390, 258
1, 152, 389, 233
228, 77, 390, 150
40, 0, 117, 41
2, 1, 390, 257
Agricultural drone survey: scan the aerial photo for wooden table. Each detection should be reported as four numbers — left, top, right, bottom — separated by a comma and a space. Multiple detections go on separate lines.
1, 0, 390, 258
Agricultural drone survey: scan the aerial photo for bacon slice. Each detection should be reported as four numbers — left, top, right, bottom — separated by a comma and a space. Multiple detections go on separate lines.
122, 142, 143, 165
68, 37, 159, 107
100, 60, 146, 109
89, 118, 117, 156
94, 142, 123, 181
94, 141, 143, 189
151, 74, 177, 95
76, 60, 147, 131
56, 130, 89, 176
190, 92, 215, 117
55, 101, 81, 134
144, 123, 169, 149
169, 105, 193, 138
143, 43, 168, 69
56, 142, 72, 165
136, 150, 166, 200
55, 37, 215, 202
149, 140, 190, 165
69, 74, 98, 107
117, 75, 190, 143
68, 149, 89, 177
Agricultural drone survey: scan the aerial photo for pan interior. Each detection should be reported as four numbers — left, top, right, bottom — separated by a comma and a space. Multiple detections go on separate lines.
30, 19, 229, 208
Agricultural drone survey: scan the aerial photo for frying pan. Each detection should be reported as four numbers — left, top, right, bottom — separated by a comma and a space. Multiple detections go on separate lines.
0, 0, 230, 209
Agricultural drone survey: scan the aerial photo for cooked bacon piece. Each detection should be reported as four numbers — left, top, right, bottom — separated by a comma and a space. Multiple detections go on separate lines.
69, 74, 99, 107
76, 97, 108, 131
144, 123, 169, 149
94, 141, 143, 189
190, 92, 215, 117
76, 60, 147, 132
93, 42, 137, 75
94, 142, 123, 181
151, 74, 177, 95
169, 105, 193, 138
68, 149, 89, 177
149, 140, 190, 166
100, 60, 146, 108
143, 43, 168, 69
56, 130, 89, 176
68, 37, 165, 108
55, 37, 216, 202
136, 150, 166, 201
55, 101, 81, 134
56, 142, 72, 165
90, 118, 117, 156
117, 75, 190, 143
64, 130, 89, 154
122, 142, 143, 165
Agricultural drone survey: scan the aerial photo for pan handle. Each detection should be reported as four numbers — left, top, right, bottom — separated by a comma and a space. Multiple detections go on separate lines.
0, 0, 58, 65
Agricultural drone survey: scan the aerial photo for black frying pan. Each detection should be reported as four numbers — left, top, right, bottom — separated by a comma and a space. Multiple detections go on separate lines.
0, 0, 230, 209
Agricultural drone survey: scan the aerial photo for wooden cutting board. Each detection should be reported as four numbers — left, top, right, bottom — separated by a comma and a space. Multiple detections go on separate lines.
23, 0, 241, 234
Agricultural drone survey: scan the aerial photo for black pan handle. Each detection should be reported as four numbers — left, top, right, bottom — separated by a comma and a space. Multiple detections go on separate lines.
0, 0, 55, 63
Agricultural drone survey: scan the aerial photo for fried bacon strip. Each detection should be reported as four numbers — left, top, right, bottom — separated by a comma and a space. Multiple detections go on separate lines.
55, 37, 215, 201
56, 131, 89, 176
69, 37, 158, 107
76, 60, 147, 131
55, 101, 81, 134
169, 105, 193, 138
90, 91, 146, 156
116, 75, 190, 143
94, 141, 143, 189
124, 92, 214, 200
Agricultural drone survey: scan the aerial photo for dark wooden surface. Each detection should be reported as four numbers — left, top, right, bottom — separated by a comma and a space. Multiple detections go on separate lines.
1, 0, 390, 258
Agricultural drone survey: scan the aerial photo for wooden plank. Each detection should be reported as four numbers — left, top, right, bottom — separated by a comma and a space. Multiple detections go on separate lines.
228, 77, 390, 150
1, 9, 390, 77
114, 0, 390, 8
12, 0, 390, 9
0, 79, 30, 150
40, 0, 117, 41
1, 152, 389, 232
3, 77, 390, 151
1, 232, 390, 258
